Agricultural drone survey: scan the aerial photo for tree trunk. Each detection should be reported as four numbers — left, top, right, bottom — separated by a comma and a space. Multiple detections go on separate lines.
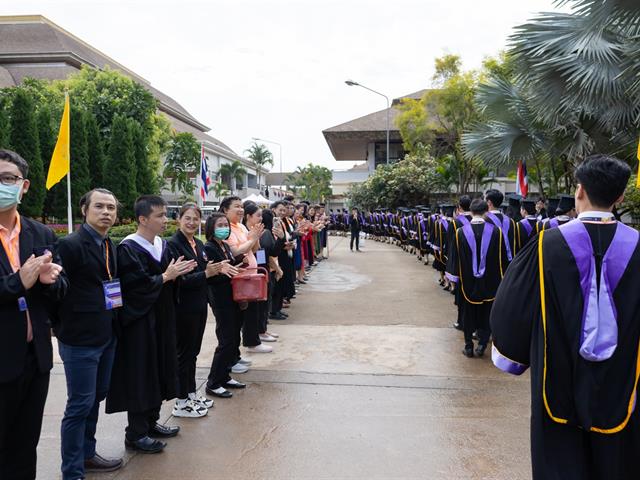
534, 157, 546, 198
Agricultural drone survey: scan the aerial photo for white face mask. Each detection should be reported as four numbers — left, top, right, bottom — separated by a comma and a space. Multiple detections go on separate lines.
0, 183, 21, 209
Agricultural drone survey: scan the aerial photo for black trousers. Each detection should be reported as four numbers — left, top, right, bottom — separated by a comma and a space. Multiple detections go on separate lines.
0, 346, 50, 480
350, 231, 360, 250
176, 309, 208, 398
461, 301, 491, 348
260, 272, 276, 332
242, 302, 261, 347
126, 406, 160, 441
271, 277, 284, 314
207, 305, 242, 389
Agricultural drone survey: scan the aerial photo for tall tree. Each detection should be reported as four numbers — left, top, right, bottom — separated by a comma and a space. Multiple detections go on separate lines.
244, 142, 273, 190
163, 132, 200, 200
69, 108, 91, 217
9, 89, 44, 218
218, 160, 248, 194
0, 103, 9, 149
104, 114, 137, 218
37, 105, 57, 221
129, 119, 156, 195
85, 112, 105, 188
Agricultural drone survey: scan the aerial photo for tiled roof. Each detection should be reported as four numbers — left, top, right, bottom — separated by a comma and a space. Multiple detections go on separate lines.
0, 15, 208, 131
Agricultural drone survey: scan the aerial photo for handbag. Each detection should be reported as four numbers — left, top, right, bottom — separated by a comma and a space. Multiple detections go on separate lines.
231, 267, 269, 302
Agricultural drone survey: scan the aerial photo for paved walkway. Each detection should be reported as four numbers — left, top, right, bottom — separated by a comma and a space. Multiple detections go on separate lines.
38, 235, 531, 480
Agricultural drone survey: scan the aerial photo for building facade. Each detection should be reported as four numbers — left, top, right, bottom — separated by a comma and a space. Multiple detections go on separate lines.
0, 15, 266, 206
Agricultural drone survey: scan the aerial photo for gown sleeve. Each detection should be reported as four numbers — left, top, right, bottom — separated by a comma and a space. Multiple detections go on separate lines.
117, 243, 164, 326
445, 227, 460, 283
490, 235, 540, 375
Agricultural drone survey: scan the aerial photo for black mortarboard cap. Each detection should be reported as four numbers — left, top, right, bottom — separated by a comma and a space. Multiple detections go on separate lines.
546, 197, 559, 217
556, 195, 575, 215
441, 204, 455, 217
507, 194, 522, 210
520, 198, 536, 215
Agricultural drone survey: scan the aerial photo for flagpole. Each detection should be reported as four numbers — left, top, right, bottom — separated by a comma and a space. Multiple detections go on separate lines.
66, 171, 72, 233
198, 142, 204, 238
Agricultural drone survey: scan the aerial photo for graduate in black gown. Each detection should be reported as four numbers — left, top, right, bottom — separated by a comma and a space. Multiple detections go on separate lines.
449, 196, 472, 331
490, 155, 640, 480
446, 199, 506, 357
432, 205, 454, 288
543, 195, 576, 230
484, 189, 516, 265
106, 196, 196, 454
515, 198, 542, 253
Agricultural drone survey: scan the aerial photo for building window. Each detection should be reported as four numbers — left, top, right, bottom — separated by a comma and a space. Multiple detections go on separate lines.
247, 174, 258, 189
374, 142, 404, 168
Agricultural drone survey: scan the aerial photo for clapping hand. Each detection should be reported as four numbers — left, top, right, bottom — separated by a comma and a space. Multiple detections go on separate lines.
219, 261, 240, 278
20, 251, 61, 289
248, 223, 265, 241
163, 256, 197, 282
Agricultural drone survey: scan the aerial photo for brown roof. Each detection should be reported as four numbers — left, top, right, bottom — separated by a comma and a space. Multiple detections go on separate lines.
0, 15, 209, 132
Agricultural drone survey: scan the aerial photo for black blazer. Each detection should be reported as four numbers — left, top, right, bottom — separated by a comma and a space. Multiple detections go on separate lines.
203, 240, 236, 309
54, 225, 117, 346
0, 217, 68, 382
167, 230, 209, 314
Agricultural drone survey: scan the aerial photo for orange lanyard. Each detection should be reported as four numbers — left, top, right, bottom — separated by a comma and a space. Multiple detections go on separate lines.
105, 241, 112, 281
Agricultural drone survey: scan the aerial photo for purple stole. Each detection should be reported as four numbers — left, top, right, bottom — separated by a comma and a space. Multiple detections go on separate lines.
486, 212, 513, 261
456, 214, 471, 227
460, 222, 495, 278
547, 218, 559, 229
558, 221, 639, 361
519, 218, 534, 237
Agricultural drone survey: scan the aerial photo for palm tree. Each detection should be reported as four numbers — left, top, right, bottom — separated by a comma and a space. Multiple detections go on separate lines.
463, 0, 640, 190
245, 142, 274, 190
218, 160, 247, 194
212, 181, 230, 199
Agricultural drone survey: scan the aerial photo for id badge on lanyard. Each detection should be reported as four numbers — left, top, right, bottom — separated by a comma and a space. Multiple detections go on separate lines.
103, 241, 122, 310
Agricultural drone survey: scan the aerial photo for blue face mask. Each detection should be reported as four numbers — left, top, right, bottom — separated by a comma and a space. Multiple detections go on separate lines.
0, 183, 21, 209
214, 227, 230, 240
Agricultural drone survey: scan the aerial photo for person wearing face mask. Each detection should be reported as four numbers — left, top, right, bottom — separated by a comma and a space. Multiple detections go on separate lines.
167, 203, 237, 418
0, 149, 68, 479
203, 212, 244, 399
106, 195, 196, 454
55, 188, 123, 479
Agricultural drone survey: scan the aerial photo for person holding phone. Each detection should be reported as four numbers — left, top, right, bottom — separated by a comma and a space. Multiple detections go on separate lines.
203, 212, 243, 399
167, 203, 235, 418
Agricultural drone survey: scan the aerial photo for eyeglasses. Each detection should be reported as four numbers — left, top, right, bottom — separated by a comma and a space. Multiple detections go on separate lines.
0, 174, 24, 186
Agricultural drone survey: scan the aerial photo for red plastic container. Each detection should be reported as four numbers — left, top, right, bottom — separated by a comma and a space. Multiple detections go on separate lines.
231, 267, 268, 302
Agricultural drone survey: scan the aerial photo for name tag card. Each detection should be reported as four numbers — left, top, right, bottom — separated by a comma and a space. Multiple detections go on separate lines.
256, 249, 267, 265
103, 279, 123, 310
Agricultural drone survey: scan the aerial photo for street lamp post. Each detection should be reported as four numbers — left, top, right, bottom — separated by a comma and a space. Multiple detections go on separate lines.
345, 79, 390, 165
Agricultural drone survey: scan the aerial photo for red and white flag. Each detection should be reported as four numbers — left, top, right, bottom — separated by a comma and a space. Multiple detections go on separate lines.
199, 143, 211, 202
516, 160, 528, 197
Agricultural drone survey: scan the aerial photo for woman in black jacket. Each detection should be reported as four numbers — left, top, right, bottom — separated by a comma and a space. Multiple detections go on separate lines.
259, 209, 286, 341
167, 204, 233, 417
203, 212, 245, 399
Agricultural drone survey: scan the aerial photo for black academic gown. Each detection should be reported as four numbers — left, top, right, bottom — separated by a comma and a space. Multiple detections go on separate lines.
431, 217, 451, 273
485, 211, 516, 264
106, 239, 178, 414
515, 216, 542, 254
446, 221, 505, 345
490, 221, 640, 480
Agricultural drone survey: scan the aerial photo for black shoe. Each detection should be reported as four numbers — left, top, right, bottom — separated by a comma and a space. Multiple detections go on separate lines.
224, 380, 246, 389
269, 312, 287, 320
475, 344, 487, 357
125, 436, 166, 454
280, 311, 289, 318
149, 423, 180, 438
85, 453, 123, 472
206, 385, 233, 398
452, 322, 463, 331
462, 346, 474, 358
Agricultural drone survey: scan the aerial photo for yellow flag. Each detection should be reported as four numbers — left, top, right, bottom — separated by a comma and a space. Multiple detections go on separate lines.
46, 93, 70, 190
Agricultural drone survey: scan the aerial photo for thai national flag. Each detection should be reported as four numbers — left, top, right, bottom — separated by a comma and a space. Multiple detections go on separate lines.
516, 160, 528, 197
199, 143, 211, 202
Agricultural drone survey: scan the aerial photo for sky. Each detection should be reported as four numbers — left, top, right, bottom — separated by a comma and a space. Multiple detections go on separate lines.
5, 0, 568, 172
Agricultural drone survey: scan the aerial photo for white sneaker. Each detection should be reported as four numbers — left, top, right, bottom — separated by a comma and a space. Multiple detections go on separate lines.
246, 344, 273, 353
265, 331, 279, 338
259, 333, 277, 342
172, 399, 207, 418
190, 393, 214, 409
237, 357, 252, 366
231, 362, 249, 374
